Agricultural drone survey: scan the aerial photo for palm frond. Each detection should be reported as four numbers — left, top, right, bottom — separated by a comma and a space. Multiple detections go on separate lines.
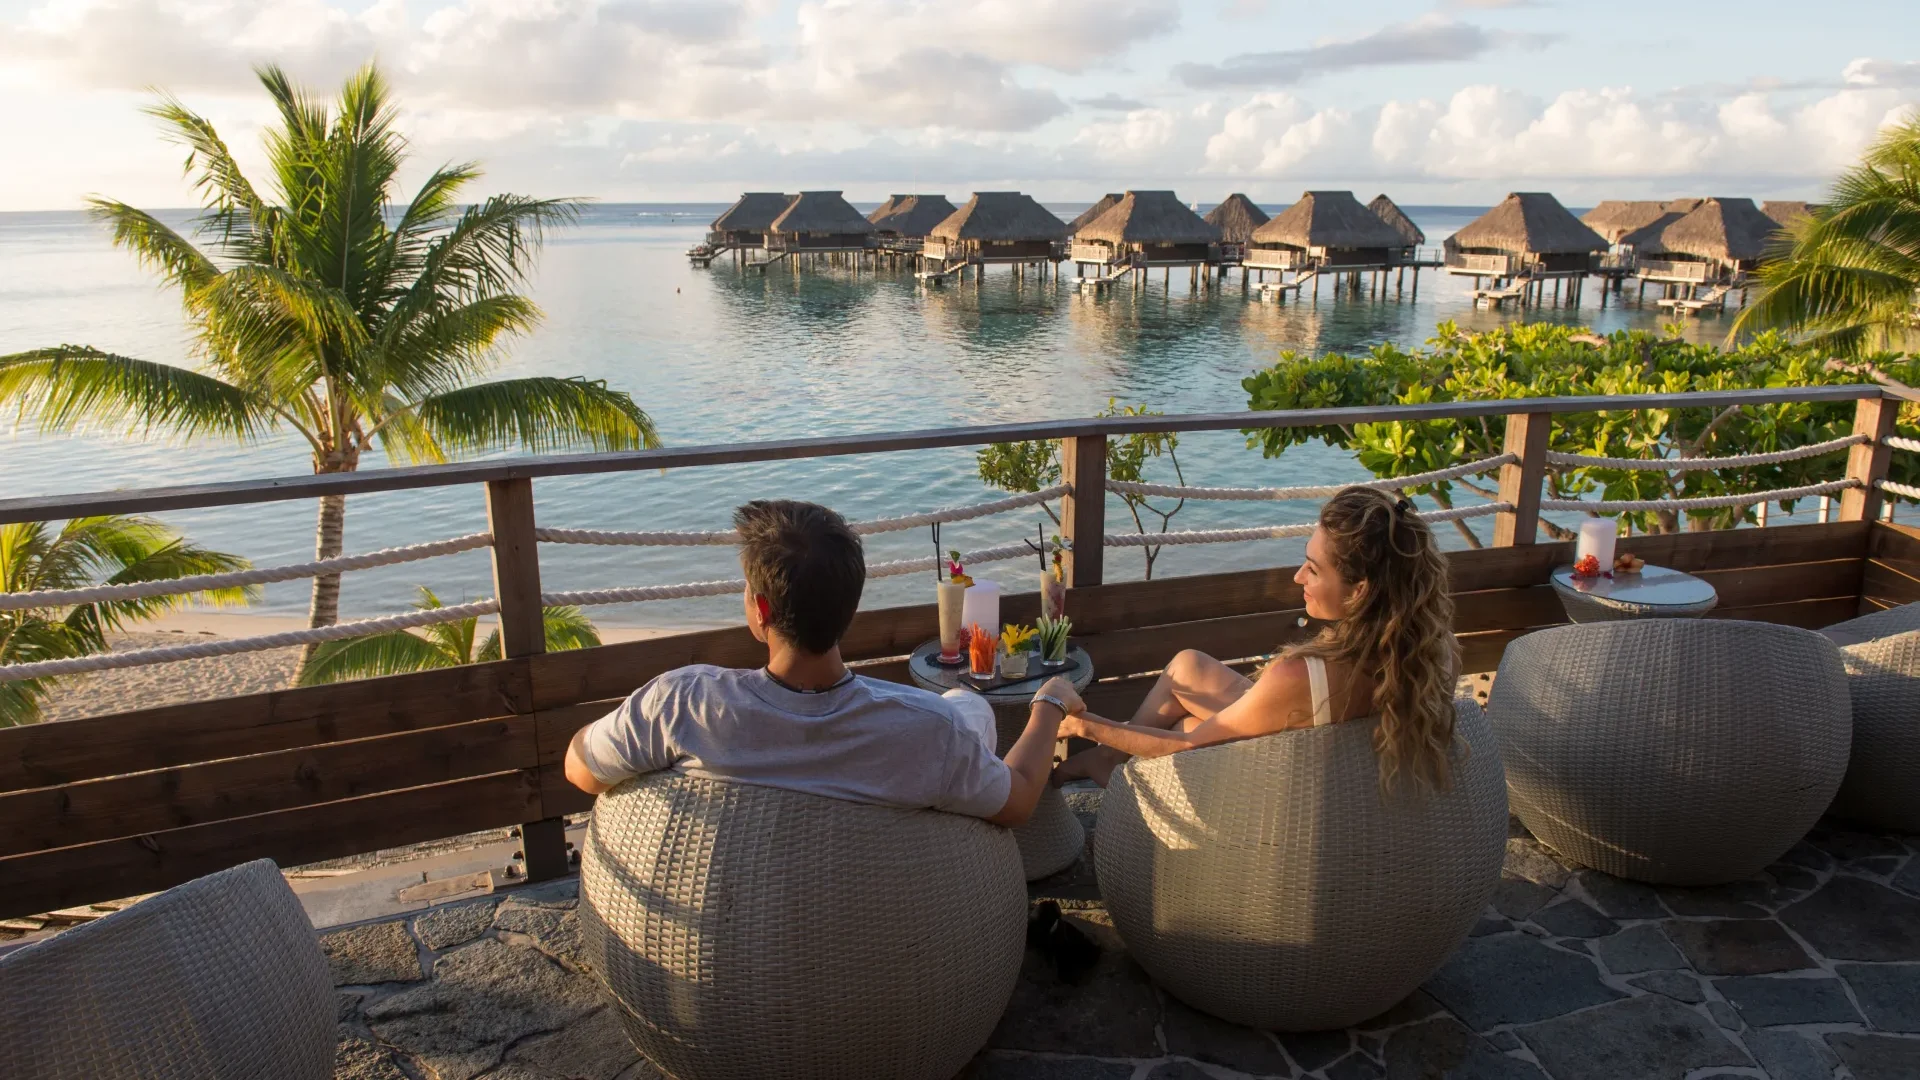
85, 201, 220, 294
541, 605, 601, 652
0, 347, 267, 441
142, 93, 277, 263
295, 629, 458, 685
379, 163, 483, 292
376, 295, 545, 402
411, 376, 658, 457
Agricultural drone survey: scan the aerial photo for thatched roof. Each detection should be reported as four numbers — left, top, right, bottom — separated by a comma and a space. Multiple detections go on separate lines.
1637, 197, 1782, 261
1762, 201, 1817, 230
1368, 194, 1425, 246
712, 192, 795, 232
1449, 193, 1606, 255
1068, 194, 1123, 233
1253, 191, 1405, 250
1203, 194, 1269, 243
929, 192, 1068, 242
868, 194, 958, 237
769, 191, 875, 235
1075, 191, 1221, 245
1582, 200, 1674, 244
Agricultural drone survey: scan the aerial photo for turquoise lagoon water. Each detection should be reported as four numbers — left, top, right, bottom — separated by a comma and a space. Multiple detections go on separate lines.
0, 204, 1732, 628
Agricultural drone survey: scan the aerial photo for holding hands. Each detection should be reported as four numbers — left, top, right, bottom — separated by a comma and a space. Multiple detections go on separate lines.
1035, 676, 1088, 737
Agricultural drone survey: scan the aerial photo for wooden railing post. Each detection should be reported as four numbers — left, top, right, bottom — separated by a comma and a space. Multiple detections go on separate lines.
1493, 412, 1551, 547
486, 477, 568, 882
1840, 396, 1898, 523
1060, 434, 1107, 587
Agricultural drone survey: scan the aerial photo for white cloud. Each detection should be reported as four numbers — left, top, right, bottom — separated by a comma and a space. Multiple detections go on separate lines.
1175, 15, 1520, 89
1844, 58, 1920, 89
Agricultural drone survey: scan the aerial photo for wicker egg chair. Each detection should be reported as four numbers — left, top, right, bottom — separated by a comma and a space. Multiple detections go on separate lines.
1823, 603, 1920, 831
1095, 700, 1508, 1031
1488, 619, 1851, 885
581, 773, 1027, 1080
0, 859, 333, 1080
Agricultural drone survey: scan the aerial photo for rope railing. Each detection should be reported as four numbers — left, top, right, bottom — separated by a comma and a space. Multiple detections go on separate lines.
1539, 479, 1859, 515
535, 486, 1073, 548
1878, 479, 1920, 500
0, 599, 502, 682
0, 533, 496, 614
1546, 434, 1867, 472
1103, 502, 1512, 548
1104, 455, 1515, 502
1885, 436, 1920, 454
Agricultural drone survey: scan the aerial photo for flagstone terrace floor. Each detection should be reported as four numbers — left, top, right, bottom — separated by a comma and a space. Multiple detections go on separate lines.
330, 792, 1920, 1080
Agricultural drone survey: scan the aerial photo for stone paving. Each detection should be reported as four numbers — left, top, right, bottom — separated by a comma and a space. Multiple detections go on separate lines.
333, 801, 1920, 1080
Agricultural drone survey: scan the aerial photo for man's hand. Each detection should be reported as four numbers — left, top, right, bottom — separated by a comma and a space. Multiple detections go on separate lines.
1056, 712, 1090, 740
1036, 676, 1084, 715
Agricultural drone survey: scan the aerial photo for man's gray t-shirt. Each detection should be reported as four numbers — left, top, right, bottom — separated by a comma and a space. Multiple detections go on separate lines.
574, 665, 1012, 819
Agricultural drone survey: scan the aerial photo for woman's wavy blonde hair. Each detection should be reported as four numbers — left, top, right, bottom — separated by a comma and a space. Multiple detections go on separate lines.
1283, 486, 1459, 793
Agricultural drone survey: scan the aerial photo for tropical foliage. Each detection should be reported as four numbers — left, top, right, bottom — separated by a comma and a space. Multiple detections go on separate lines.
0, 516, 253, 725
296, 586, 599, 685
977, 400, 1187, 577
0, 64, 656, 674
1242, 322, 1920, 539
1736, 113, 1920, 356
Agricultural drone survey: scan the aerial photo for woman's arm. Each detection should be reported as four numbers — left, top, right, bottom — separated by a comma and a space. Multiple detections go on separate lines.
1062, 658, 1311, 760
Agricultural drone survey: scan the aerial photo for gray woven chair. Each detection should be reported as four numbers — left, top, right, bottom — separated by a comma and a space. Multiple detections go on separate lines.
581, 773, 1027, 1080
1488, 619, 1851, 885
1095, 700, 1508, 1031
0, 859, 332, 1080
990, 700, 1086, 879
1823, 603, 1920, 831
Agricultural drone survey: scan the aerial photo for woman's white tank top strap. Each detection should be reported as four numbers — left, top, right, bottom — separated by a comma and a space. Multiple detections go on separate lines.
1303, 656, 1335, 727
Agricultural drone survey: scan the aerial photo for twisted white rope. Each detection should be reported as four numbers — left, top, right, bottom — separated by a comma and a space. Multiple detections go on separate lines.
535, 486, 1072, 548
0, 599, 502, 683
1546, 434, 1866, 472
1539, 479, 1859, 514
1104, 455, 1515, 501
1103, 502, 1511, 548
0, 533, 496, 614
1877, 479, 1920, 500
1885, 436, 1920, 454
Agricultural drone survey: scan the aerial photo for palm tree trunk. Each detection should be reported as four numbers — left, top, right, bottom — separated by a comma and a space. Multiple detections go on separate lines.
299, 493, 347, 675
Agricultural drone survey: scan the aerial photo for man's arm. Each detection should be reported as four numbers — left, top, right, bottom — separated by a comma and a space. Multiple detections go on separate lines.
564, 725, 616, 795
984, 677, 1080, 827
562, 682, 675, 795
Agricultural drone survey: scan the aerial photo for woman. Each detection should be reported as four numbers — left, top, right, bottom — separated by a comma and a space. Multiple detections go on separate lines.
1051, 485, 1460, 792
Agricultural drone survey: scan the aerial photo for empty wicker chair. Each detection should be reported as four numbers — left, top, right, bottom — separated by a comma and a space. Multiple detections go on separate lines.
581, 773, 1027, 1080
0, 859, 333, 1080
1822, 603, 1920, 831
1095, 700, 1507, 1031
1489, 619, 1850, 886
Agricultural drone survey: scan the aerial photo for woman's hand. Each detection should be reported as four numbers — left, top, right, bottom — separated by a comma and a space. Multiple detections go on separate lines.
1056, 712, 1089, 740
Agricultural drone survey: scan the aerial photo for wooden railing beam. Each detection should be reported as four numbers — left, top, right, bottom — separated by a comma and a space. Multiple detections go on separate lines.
1493, 412, 1552, 547
1840, 397, 1898, 524
1061, 435, 1107, 588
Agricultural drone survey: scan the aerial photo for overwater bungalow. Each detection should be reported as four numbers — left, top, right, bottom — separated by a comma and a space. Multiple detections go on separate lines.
1070, 191, 1221, 285
1203, 194, 1269, 263
867, 194, 957, 254
1445, 192, 1607, 305
1628, 196, 1781, 297
1245, 191, 1407, 273
921, 192, 1067, 280
1368, 193, 1426, 263
693, 192, 795, 264
1762, 200, 1818, 232
765, 191, 876, 256
1067, 193, 1123, 234
1582, 201, 1681, 246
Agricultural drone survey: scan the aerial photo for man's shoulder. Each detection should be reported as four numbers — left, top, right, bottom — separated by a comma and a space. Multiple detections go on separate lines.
847, 676, 960, 718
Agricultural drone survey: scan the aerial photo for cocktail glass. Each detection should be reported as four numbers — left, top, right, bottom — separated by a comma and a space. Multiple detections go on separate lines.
937, 580, 966, 661
1040, 572, 1065, 620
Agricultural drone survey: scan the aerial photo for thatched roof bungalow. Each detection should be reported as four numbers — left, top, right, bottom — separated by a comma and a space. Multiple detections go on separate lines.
1444, 192, 1606, 278
1245, 191, 1406, 272
1762, 201, 1817, 232
1630, 197, 1782, 284
766, 191, 875, 252
709, 192, 795, 247
1070, 191, 1221, 267
868, 195, 957, 239
1582, 201, 1676, 246
1369, 194, 1425, 257
923, 192, 1067, 263
1204, 194, 1270, 251
1068, 194, 1123, 234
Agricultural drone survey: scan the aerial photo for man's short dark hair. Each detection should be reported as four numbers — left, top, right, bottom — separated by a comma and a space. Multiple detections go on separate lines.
733, 500, 865, 654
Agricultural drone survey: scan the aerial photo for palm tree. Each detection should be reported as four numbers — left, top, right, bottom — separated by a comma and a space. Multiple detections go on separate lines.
0, 64, 656, 674
0, 516, 253, 725
296, 586, 599, 685
1735, 113, 1920, 356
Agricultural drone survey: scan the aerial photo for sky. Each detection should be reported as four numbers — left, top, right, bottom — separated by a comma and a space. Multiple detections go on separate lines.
1, 0, 1917, 211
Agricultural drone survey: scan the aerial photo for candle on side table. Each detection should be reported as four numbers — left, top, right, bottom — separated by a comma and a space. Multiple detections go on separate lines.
1575, 518, 1617, 575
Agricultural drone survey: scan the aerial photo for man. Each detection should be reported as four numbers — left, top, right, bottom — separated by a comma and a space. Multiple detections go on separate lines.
563, 499, 1077, 826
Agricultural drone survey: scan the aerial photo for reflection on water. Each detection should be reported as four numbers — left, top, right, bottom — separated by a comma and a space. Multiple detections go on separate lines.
0, 204, 1734, 627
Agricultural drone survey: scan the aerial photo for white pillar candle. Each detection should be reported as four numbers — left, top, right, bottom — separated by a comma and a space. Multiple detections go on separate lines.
1575, 518, 1617, 572
960, 580, 1000, 639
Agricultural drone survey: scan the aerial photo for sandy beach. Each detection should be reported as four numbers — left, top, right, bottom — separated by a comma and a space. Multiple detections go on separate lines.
36, 610, 702, 721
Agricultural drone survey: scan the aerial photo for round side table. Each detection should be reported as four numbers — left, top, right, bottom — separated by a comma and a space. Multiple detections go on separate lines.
1550, 564, 1719, 623
908, 640, 1093, 880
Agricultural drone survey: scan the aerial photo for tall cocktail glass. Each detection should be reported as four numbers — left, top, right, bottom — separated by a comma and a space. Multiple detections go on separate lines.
1040, 572, 1065, 620
937, 580, 966, 661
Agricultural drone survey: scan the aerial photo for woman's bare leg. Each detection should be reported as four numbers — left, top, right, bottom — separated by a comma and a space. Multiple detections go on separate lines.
1054, 650, 1254, 786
